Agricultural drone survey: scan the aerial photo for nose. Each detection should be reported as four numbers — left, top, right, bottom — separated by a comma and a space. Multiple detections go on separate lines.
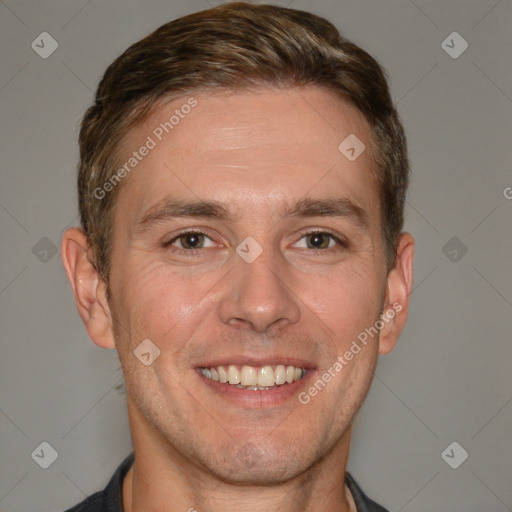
217, 246, 301, 333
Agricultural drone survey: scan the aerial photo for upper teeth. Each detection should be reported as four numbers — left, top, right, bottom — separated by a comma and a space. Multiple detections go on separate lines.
200, 364, 306, 388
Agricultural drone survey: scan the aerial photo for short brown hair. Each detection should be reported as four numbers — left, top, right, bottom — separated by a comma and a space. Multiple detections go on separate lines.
78, 1, 409, 280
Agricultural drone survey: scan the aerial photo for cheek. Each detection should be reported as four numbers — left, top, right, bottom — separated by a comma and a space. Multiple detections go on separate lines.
305, 264, 384, 338
110, 259, 218, 351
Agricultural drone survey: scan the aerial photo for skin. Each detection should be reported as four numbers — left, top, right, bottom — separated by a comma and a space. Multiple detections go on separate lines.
62, 86, 414, 512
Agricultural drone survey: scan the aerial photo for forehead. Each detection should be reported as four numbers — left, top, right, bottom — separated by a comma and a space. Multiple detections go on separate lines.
114, 86, 377, 223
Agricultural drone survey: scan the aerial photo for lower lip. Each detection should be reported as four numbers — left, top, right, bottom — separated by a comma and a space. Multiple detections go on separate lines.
196, 369, 316, 407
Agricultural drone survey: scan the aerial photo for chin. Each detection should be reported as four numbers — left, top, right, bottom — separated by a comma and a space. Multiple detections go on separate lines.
192, 433, 327, 485
211, 451, 307, 485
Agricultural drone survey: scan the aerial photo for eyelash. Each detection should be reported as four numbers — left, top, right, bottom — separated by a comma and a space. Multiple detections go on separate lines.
163, 229, 347, 255
297, 230, 348, 255
163, 230, 215, 257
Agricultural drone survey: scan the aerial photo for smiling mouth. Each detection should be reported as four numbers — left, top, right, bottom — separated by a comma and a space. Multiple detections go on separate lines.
199, 364, 307, 390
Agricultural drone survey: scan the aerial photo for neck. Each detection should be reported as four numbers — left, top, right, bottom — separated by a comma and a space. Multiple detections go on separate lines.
123, 402, 354, 512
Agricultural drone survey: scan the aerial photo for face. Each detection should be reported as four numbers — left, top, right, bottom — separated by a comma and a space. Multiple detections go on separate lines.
94, 87, 407, 484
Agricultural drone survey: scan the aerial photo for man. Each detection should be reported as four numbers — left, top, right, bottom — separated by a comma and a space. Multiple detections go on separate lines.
61, 2, 414, 511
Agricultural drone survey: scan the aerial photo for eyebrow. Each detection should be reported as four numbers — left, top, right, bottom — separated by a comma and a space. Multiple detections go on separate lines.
134, 196, 369, 234
135, 199, 233, 234
286, 197, 369, 229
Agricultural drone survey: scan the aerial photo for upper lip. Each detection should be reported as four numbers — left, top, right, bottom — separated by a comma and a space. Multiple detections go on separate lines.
196, 357, 315, 369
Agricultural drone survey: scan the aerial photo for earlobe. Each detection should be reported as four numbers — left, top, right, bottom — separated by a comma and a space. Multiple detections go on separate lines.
61, 228, 116, 349
378, 232, 415, 355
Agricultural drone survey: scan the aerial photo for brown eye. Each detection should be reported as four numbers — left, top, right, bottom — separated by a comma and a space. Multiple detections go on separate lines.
291, 231, 346, 251
178, 232, 205, 249
166, 231, 215, 250
306, 232, 332, 249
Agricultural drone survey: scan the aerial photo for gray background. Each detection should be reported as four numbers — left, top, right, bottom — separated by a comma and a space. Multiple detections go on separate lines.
0, 0, 511, 511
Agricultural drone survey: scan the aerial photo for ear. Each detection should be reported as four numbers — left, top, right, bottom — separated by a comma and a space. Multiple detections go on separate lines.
378, 232, 414, 355
61, 227, 116, 349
